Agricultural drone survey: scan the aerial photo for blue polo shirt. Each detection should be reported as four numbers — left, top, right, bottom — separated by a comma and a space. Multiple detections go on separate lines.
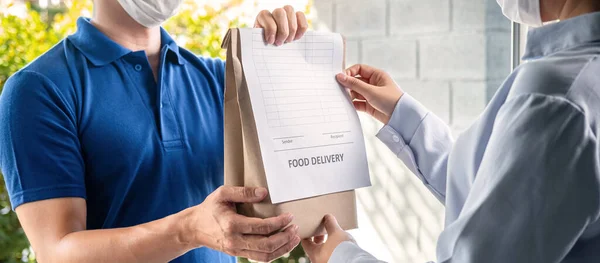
0, 18, 233, 263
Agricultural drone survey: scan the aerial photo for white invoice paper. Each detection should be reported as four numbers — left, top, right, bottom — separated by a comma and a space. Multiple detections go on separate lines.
239, 28, 371, 204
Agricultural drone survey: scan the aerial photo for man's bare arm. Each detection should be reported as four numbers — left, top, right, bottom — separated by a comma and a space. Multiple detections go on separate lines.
16, 197, 191, 263
16, 186, 299, 263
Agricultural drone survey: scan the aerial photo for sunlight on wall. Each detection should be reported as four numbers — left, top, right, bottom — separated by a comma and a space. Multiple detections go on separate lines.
357, 114, 444, 262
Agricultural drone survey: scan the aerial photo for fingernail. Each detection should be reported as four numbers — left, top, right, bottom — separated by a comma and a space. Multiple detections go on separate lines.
255, 188, 267, 197
336, 73, 347, 82
294, 236, 301, 243
275, 39, 284, 46
287, 213, 295, 221
294, 225, 299, 231
267, 35, 275, 45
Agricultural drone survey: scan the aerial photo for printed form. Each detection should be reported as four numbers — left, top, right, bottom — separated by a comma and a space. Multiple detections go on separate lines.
239, 28, 371, 204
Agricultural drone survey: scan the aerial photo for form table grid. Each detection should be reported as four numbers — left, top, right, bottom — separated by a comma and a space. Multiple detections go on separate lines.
251, 32, 349, 128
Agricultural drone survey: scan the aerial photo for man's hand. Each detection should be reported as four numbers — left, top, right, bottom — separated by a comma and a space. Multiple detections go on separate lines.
301, 215, 356, 263
336, 64, 404, 124
254, 5, 308, 46
182, 186, 300, 262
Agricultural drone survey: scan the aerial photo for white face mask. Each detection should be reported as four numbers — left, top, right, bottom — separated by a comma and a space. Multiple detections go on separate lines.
117, 0, 183, 28
496, 0, 543, 27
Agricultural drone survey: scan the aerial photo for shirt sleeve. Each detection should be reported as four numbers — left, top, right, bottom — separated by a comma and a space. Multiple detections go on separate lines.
376, 94, 453, 202
436, 94, 600, 263
212, 57, 225, 88
329, 241, 387, 263
200, 56, 225, 89
0, 70, 86, 210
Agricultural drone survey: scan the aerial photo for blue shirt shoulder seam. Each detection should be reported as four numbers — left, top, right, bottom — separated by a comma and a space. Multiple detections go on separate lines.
20, 69, 79, 126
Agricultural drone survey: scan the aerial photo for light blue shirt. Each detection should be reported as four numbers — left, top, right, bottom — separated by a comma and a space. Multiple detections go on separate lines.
331, 12, 600, 263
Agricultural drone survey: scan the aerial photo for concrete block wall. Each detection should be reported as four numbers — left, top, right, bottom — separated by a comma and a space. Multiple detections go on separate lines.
312, 0, 511, 261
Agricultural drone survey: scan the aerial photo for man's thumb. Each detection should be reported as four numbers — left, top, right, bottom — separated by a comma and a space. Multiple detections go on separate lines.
336, 73, 371, 96
215, 186, 268, 203
323, 214, 342, 234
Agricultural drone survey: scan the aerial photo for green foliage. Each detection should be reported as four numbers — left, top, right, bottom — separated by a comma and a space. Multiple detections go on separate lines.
0, 1, 309, 262
0, 4, 61, 91
0, 176, 33, 262
0, 4, 62, 262
163, 0, 245, 59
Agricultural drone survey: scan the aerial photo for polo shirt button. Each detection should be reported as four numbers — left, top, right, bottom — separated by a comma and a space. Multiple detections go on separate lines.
392, 134, 400, 143
134, 64, 142, 71
160, 103, 164, 109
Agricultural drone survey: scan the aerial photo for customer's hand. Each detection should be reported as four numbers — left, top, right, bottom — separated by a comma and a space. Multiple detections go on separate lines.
182, 186, 300, 262
254, 5, 308, 46
301, 215, 356, 263
336, 64, 404, 124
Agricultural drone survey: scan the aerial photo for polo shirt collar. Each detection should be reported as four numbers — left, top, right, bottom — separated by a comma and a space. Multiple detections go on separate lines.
523, 12, 600, 60
160, 26, 185, 65
67, 17, 184, 66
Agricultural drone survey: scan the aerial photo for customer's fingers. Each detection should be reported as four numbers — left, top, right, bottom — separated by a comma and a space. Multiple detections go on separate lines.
301, 238, 319, 254
345, 64, 380, 80
351, 90, 366, 101
313, 235, 325, 244
336, 73, 373, 98
323, 214, 343, 234
353, 101, 368, 113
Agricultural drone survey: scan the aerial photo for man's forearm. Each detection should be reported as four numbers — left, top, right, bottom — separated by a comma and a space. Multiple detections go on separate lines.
18, 187, 298, 263
47, 210, 194, 263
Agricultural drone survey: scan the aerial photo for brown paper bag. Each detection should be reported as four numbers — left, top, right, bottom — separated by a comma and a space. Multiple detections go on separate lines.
222, 28, 358, 239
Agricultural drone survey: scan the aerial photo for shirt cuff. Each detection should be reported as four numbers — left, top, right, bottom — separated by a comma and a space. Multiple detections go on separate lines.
376, 125, 407, 156
9, 185, 87, 210
329, 241, 367, 263
387, 93, 430, 143
376, 94, 429, 155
